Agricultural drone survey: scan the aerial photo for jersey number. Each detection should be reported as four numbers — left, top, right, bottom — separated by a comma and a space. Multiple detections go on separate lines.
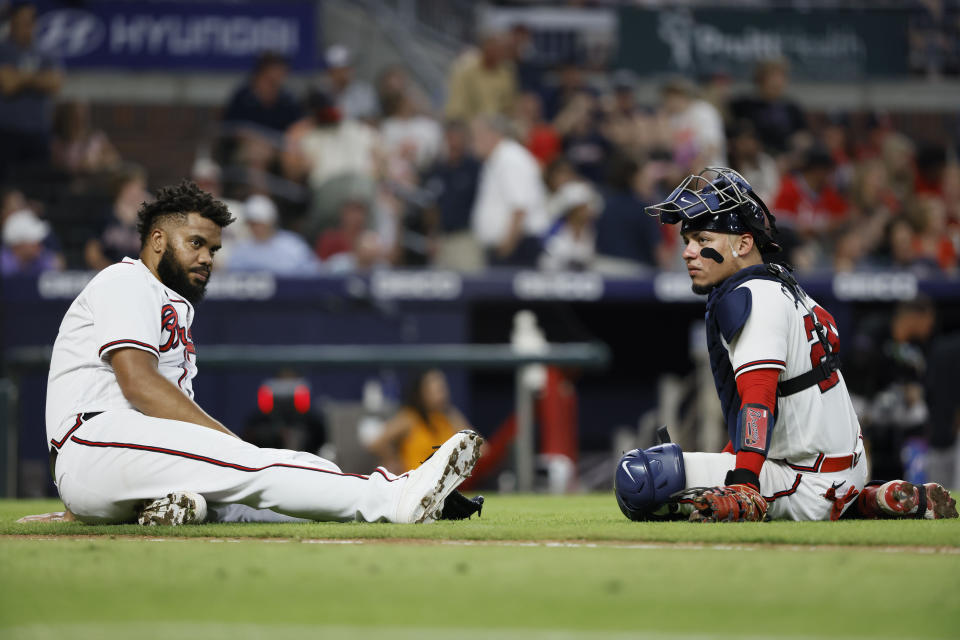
803, 306, 840, 393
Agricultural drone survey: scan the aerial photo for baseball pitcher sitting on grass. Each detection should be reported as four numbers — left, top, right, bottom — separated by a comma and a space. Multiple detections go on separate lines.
615, 168, 958, 523
42, 181, 482, 526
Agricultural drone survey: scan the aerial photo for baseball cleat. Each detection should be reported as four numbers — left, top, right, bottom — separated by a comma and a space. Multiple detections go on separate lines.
137, 491, 208, 526
874, 481, 958, 519
395, 430, 483, 524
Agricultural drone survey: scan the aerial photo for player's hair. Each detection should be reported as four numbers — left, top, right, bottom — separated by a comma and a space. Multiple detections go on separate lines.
136, 180, 235, 246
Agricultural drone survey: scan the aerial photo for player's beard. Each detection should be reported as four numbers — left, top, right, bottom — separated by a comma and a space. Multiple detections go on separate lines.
157, 246, 209, 304
690, 269, 726, 295
691, 282, 717, 295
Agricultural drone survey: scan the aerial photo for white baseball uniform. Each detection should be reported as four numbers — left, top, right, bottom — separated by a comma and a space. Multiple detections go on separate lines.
681, 277, 867, 521
45, 257, 411, 524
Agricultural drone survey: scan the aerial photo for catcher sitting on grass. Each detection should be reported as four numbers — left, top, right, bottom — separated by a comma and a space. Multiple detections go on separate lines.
38, 181, 483, 526
615, 167, 957, 523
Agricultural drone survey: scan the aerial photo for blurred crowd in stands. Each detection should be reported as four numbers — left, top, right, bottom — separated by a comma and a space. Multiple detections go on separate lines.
2, 3, 960, 279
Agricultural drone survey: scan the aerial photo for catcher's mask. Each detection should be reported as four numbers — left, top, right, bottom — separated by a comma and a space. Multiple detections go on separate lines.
645, 167, 781, 254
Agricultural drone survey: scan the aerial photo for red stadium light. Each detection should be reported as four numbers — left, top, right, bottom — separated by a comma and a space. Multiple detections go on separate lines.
293, 384, 311, 414
257, 385, 274, 414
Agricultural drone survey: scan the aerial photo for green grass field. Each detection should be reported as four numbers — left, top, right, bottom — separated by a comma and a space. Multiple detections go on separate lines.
2, 495, 958, 639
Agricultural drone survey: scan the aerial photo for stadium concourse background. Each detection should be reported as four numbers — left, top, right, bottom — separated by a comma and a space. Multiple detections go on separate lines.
2, 0, 959, 498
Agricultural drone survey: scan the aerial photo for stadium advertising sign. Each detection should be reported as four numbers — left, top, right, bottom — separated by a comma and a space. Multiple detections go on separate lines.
618, 8, 909, 80
370, 271, 463, 301
33, 0, 316, 70
513, 271, 604, 301
832, 273, 918, 301
35, 271, 276, 300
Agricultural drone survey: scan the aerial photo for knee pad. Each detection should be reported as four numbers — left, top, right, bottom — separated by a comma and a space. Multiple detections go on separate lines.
614, 443, 686, 521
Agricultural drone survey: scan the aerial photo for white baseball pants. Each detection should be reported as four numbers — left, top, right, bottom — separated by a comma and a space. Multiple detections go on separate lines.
51, 410, 407, 524
682, 442, 868, 521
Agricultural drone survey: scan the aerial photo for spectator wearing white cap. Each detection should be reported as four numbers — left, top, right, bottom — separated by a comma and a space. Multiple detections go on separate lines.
324, 44, 378, 122
539, 181, 601, 271
225, 195, 320, 275
1, 208, 63, 275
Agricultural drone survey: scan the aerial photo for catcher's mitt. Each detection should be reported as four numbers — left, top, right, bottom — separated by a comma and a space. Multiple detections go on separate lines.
683, 484, 768, 523
438, 490, 484, 520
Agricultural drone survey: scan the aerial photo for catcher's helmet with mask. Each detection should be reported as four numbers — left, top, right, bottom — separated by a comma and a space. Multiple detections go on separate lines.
645, 167, 781, 254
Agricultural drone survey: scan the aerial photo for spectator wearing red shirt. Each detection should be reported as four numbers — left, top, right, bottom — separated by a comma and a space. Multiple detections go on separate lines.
772, 146, 849, 238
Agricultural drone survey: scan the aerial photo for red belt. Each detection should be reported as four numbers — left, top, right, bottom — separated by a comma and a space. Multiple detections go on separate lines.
787, 452, 860, 473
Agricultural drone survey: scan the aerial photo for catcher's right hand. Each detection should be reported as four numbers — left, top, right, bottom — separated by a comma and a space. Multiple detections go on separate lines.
686, 484, 768, 523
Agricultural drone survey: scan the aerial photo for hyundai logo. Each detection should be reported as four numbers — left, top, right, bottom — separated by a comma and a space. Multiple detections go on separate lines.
35, 9, 105, 58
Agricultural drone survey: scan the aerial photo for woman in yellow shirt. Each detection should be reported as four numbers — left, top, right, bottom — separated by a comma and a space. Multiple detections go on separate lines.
370, 369, 472, 473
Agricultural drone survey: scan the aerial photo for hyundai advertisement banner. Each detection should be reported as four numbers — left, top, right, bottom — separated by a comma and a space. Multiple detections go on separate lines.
32, 1, 318, 71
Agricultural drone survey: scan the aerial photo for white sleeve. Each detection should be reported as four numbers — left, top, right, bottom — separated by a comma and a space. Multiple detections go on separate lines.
88, 272, 161, 362
727, 283, 789, 378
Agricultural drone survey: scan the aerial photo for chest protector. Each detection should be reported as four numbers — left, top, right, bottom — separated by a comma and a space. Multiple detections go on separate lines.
705, 265, 779, 443
704, 263, 840, 444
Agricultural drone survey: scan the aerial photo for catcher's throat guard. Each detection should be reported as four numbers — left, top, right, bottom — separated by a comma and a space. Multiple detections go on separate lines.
615, 443, 686, 521
645, 167, 781, 254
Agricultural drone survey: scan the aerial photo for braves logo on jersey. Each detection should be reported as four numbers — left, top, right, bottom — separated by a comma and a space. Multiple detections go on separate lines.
158, 304, 195, 357
744, 406, 769, 449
